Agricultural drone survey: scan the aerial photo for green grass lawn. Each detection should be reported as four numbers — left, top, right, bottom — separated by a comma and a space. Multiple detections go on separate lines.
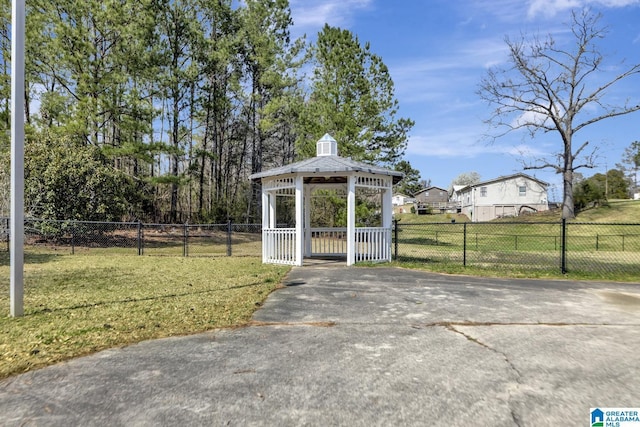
575, 199, 640, 222
0, 254, 289, 379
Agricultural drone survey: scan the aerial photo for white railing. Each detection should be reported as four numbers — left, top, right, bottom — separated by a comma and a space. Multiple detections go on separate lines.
264, 226, 391, 264
310, 227, 347, 256
355, 227, 391, 263
263, 228, 297, 265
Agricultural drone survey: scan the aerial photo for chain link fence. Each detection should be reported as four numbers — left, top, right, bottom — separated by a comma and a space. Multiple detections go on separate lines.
393, 220, 640, 275
2, 218, 639, 275
0, 218, 262, 258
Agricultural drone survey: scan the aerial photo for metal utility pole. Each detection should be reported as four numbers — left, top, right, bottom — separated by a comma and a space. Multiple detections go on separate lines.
10, 0, 25, 317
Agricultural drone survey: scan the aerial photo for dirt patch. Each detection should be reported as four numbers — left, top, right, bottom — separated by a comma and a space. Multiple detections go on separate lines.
248, 320, 337, 328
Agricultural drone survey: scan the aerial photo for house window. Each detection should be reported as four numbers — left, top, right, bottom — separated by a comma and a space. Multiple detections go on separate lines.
519, 186, 526, 196
480, 186, 487, 197
424, 192, 429, 197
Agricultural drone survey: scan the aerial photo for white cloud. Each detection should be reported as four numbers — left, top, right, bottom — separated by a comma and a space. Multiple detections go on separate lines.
405, 129, 549, 159
289, 0, 373, 34
510, 109, 553, 129
527, 0, 581, 18
527, 0, 640, 18
389, 37, 509, 104
457, 0, 529, 23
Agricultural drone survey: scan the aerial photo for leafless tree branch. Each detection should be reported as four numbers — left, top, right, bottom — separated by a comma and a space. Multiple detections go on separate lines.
477, 9, 640, 218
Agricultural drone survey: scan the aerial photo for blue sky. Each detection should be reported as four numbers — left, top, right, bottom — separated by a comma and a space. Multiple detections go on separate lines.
288, 0, 640, 200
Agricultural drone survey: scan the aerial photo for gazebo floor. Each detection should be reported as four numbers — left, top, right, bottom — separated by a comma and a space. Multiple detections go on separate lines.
303, 256, 347, 266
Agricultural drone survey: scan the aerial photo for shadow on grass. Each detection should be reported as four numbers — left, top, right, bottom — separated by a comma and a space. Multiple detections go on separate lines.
28, 280, 273, 316
0, 252, 61, 266
397, 237, 455, 246
394, 255, 454, 264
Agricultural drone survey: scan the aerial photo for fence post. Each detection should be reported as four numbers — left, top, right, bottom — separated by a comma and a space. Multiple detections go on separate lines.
393, 219, 398, 260
227, 220, 232, 256
596, 234, 599, 251
183, 222, 188, 257
5, 217, 8, 253
561, 218, 567, 274
71, 221, 75, 255
463, 223, 467, 267
137, 220, 143, 256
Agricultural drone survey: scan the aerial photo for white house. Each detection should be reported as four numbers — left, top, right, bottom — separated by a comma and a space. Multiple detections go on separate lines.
455, 173, 549, 222
392, 193, 414, 206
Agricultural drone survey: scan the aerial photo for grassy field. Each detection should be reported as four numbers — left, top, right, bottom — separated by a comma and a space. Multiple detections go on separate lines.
0, 254, 289, 379
573, 199, 640, 222
393, 199, 640, 281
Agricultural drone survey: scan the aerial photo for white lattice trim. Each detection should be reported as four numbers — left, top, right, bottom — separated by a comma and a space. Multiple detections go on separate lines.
356, 175, 391, 189
262, 177, 295, 191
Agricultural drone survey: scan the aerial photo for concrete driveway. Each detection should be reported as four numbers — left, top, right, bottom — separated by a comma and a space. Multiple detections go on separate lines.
1, 265, 639, 426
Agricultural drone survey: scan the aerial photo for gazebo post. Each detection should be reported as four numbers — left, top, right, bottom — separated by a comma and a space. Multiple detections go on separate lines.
382, 182, 393, 261
295, 175, 304, 266
268, 191, 276, 228
304, 187, 311, 257
346, 174, 356, 266
261, 189, 269, 263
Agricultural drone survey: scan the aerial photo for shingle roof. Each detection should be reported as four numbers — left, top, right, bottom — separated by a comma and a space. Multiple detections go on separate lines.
249, 155, 404, 185
455, 173, 549, 192
414, 186, 447, 195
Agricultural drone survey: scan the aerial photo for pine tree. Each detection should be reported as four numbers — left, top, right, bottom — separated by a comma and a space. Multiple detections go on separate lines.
300, 24, 413, 165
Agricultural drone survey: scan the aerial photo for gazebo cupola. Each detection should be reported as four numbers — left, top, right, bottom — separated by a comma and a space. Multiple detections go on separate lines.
250, 134, 403, 266
316, 133, 338, 156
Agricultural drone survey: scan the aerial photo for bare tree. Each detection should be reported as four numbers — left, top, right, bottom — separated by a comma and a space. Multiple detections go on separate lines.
479, 10, 640, 219
449, 171, 481, 193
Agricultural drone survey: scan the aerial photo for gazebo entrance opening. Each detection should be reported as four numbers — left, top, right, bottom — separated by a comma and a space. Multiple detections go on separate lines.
307, 184, 388, 260
251, 134, 402, 267
307, 187, 349, 259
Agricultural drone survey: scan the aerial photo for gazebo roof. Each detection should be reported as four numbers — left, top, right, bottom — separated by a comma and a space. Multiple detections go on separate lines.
249, 135, 404, 185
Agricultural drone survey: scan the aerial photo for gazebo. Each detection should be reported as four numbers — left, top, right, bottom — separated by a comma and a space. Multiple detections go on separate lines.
249, 134, 403, 266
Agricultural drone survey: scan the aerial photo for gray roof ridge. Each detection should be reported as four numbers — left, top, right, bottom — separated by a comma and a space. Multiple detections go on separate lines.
249, 154, 403, 183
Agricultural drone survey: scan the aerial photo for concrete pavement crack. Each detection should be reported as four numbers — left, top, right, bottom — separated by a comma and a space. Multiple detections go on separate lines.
415, 321, 640, 327
445, 324, 524, 427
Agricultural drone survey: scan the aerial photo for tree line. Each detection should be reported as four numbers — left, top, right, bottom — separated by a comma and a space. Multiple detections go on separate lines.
0, 0, 413, 223
574, 141, 640, 210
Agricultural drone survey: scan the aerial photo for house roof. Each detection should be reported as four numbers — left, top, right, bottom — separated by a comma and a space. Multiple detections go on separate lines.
249, 154, 404, 185
414, 186, 447, 196
456, 173, 549, 192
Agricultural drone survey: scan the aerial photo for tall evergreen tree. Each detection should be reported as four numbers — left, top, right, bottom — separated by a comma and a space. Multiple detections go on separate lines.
155, 0, 202, 222
192, 0, 241, 221
300, 24, 413, 165
239, 0, 296, 221
393, 160, 423, 196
